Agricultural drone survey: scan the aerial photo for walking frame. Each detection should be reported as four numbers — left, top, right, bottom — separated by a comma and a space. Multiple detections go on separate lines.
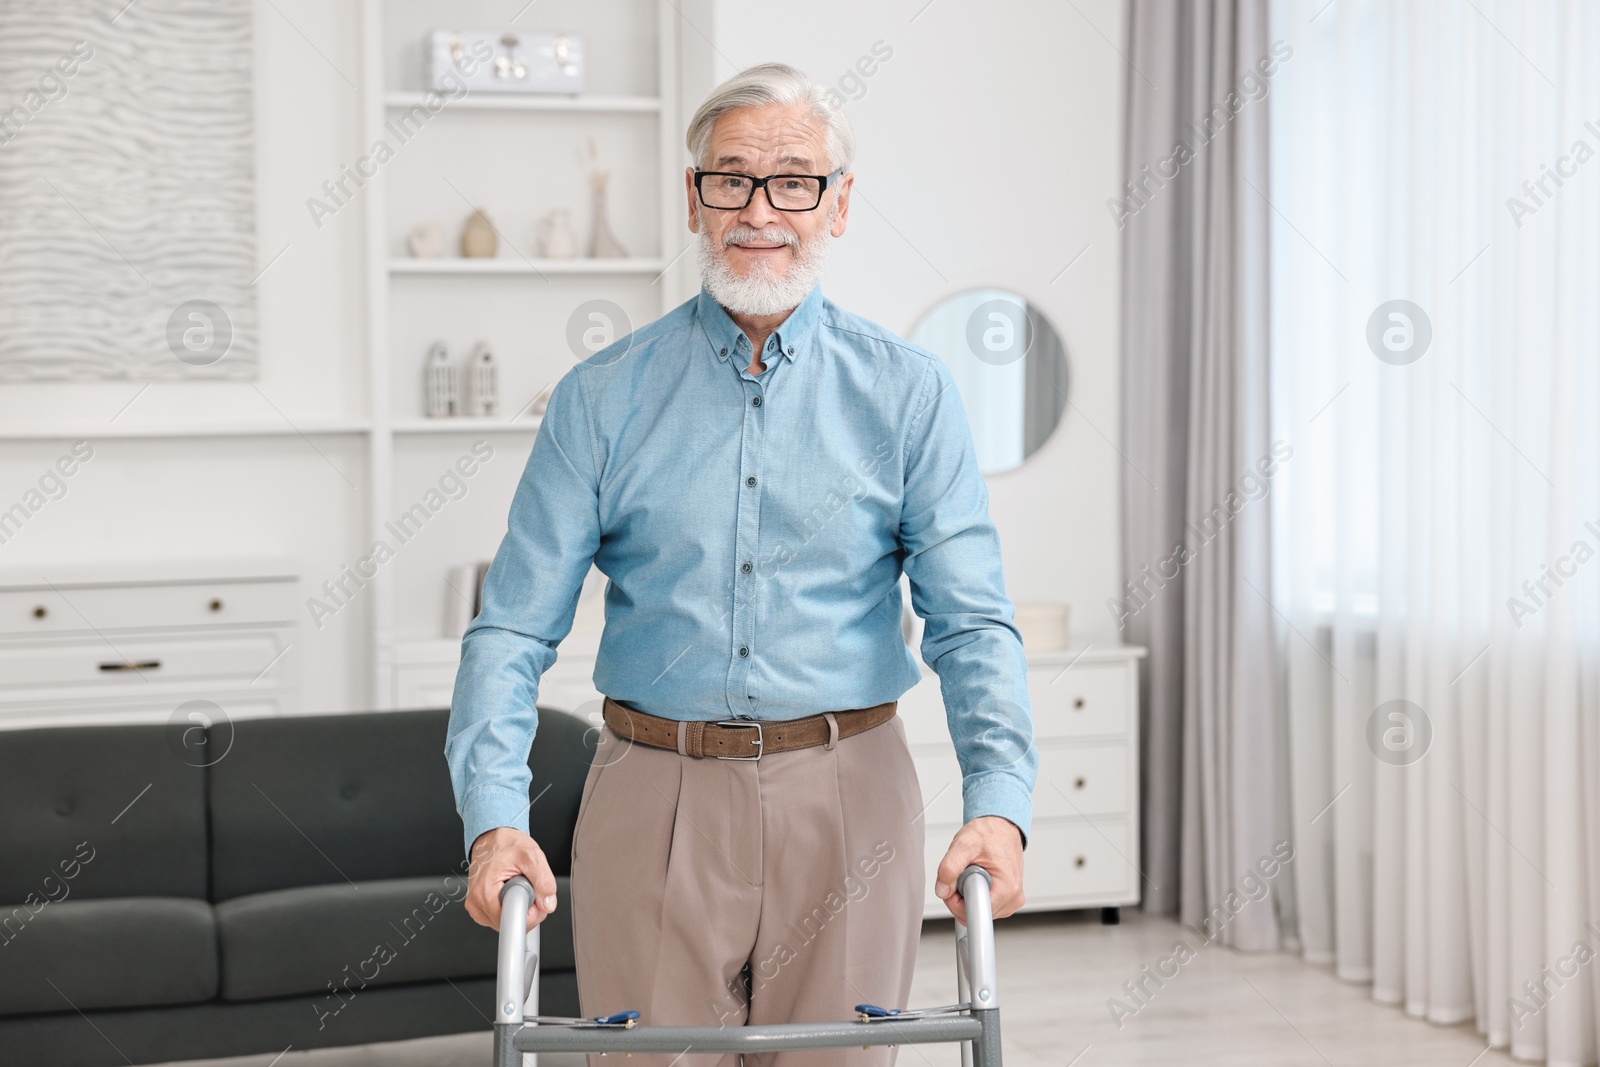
492, 864, 1005, 1065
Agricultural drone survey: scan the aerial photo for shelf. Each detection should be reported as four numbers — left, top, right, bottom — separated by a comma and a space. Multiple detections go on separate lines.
364, 0, 680, 709
0, 421, 371, 441
391, 418, 543, 435
390, 257, 665, 275
383, 91, 660, 113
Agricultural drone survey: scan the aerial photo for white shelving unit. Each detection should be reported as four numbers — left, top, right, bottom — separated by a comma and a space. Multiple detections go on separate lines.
383, 91, 662, 113
0, 3, 684, 715
359, 0, 683, 706
389, 257, 667, 275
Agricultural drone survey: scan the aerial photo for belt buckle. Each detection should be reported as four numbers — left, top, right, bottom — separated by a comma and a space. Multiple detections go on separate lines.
713, 719, 763, 760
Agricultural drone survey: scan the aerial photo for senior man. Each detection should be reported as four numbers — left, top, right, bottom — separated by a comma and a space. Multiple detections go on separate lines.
447, 62, 1036, 1064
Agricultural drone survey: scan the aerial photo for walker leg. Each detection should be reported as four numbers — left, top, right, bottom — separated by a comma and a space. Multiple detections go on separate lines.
970, 1008, 1003, 1067
494, 1023, 521, 1067
955, 919, 974, 1067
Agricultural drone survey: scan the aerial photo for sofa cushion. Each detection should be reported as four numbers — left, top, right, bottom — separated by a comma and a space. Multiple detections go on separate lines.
207, 706, 594, 900
0, 897, 217, 1017
213, 875, 572, 1001
0, 723, 207, 903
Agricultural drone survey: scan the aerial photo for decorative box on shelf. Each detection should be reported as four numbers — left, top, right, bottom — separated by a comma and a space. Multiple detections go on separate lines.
0, 559, 300, 731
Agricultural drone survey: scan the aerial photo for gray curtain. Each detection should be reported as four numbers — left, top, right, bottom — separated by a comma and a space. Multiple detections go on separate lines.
1119, 0, 1291, 949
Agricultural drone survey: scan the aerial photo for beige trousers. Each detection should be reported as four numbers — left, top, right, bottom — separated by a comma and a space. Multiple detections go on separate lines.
569, 714, 926, 1067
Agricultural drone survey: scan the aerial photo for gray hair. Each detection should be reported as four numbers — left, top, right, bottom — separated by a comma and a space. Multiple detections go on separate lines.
685, 62, 856, 173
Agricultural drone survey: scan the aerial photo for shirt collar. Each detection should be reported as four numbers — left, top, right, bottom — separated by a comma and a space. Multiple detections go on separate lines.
696, 281, 825, 365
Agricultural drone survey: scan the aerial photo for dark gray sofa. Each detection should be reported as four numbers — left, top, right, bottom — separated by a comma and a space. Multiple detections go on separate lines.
0, 706, 592, 1066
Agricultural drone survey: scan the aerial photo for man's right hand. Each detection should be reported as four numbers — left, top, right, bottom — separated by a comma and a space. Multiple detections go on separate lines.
465, 826, 559, 932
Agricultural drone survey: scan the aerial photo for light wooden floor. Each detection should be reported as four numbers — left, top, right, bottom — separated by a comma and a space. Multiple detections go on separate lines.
154, 909, 1516, 1067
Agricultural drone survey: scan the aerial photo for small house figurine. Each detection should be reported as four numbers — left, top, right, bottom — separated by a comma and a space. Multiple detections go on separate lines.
465, 342, 498, 417
536, 209, 579, 258
424, 341, 456, 417
407, 220, 446, 258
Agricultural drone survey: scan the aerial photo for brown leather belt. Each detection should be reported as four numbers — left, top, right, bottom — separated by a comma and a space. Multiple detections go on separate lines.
601, 696, 896, 760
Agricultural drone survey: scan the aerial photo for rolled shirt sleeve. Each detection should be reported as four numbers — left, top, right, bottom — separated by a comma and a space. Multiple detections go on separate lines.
898, 356, 1038, 845
446, 371, 601, 857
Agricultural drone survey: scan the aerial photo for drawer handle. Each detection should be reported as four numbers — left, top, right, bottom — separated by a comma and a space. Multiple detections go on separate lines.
1074, 776, 1086, 789
209, 598, 224, 612
1074, 855, 1087, 868
33, 605, 47, 619
1073, 697, 1086, 709
99, 660, 161, 672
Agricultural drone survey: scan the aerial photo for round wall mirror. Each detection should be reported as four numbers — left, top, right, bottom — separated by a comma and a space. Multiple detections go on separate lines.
906, 289, 1069, 474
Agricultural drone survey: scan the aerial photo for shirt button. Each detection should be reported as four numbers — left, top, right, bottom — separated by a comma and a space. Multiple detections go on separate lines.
786, 346, 794, 356
740, 561, 752, 573
745, 476, 757, 488
738, 645, 750, 657
751, 395, 762, 407
720, 347, 728, 357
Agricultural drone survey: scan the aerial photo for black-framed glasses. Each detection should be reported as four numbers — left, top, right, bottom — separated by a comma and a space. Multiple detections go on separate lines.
693, 167, 845, 212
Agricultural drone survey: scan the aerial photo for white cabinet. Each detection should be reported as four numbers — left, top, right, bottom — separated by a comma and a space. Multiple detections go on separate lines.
0, 560, 300, 731
904, 646, 1145, 918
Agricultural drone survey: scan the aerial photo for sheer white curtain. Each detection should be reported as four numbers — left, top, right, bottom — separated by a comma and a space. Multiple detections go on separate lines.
1268, 1, 1600, 1063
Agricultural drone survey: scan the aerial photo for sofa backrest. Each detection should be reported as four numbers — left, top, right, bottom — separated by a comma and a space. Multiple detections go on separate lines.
207, 706, 593, 901
0, 724, 208, 905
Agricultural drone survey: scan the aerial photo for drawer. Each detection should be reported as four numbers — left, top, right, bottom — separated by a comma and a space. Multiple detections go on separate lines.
896, 660, 1132, 750
921, 817, 1137, 916
912, 741, 1130, 827
1033, 742, 1129, 818
1018, 818, 1137, 904
1027, 661, 1128, 739
0, 579, 298, 636
0, 631, 292, 692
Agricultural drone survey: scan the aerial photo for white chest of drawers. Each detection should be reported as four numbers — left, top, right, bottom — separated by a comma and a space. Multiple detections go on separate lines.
0, 560, 300, 731
897, 645, 1146, 918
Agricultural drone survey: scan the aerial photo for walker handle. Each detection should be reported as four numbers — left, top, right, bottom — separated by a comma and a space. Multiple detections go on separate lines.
955, 865, 999, 1010
495, 875, 539, 1025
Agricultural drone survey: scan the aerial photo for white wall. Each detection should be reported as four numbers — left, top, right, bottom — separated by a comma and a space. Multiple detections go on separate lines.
0, 0, 1128, 713
706, 0, 1129, 641
0, 0, 370, 710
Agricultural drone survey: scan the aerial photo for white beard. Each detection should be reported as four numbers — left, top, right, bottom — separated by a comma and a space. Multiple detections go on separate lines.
696, 206, 834, 317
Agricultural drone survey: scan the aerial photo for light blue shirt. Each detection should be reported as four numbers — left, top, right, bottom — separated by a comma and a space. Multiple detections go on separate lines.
446, 282, 1037, 857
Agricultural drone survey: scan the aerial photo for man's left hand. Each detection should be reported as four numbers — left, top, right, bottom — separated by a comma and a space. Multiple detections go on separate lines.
934, 815, 1024, 924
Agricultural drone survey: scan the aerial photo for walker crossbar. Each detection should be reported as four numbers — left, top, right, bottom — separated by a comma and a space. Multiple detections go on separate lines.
491, 865, 1005, 1066
509, 1014, 984, 1053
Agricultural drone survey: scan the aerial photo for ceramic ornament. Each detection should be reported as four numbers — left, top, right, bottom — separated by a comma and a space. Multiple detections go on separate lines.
465, 342, 498, 417
461, 209, 498, 258
407, 220, 446, 258
536, 209, 579, 258
424, 341, 456, 417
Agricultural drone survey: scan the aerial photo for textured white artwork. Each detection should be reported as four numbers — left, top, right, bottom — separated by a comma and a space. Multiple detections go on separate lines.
0, 1, 257, 380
